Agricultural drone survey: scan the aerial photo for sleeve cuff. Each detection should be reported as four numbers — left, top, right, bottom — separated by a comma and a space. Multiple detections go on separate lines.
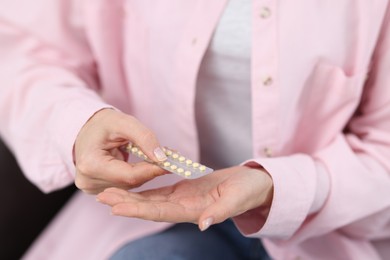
234, 154, 319, 239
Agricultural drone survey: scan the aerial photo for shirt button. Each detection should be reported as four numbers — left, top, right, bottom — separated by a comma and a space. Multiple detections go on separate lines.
263, 76, 273, 86
264, 147, 273, 157
259, 7, 272, 19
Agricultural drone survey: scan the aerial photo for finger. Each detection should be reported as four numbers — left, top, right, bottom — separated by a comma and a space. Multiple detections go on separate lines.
198, 195, 242, 231
75, 173, 112, 194
96, 190, 126, 205
95, 159, 167, 187
103, 187, 129, 196
114, 114, 167, 162
136, 190, 173, 202
111, 200, 196, 223
98, 187, 173, 205
96, 189, 148, 206
139, 185, 175, 197
76, 177, 132, 195
98, 187, 167, 206
77, 157, 167, 192
100, 187, 198, 222
122, 161, 168, 187
100, 187, 148, 201
110, 147, 127, 161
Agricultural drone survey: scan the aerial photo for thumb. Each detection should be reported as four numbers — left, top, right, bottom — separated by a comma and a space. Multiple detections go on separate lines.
115, 113, 167, 162
198, 196, 241, 231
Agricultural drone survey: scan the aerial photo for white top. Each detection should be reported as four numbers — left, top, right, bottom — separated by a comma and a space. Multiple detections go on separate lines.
195, 0, 252, 170
195, 0, 328, 213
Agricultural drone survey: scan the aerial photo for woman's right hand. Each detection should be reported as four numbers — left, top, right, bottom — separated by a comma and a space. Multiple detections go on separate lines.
74, 108, 168, 194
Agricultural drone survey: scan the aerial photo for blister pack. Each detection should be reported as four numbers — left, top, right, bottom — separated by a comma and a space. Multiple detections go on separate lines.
125, 144, 214, 179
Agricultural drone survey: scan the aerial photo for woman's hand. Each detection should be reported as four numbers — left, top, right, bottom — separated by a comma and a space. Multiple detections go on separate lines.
97, 165, 273, 231
74, 108, 168, 194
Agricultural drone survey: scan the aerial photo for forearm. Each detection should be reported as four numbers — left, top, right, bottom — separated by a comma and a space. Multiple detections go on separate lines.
0, 2, 111, 192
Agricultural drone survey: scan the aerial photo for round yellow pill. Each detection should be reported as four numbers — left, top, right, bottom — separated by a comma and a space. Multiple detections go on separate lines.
170, 165, 178, 170
199, 165, 206, 171
185, 159, 193, 165
177, 168, 184, 174
172, 153, 179, 159
192, 162, 200, 168
163, 162, 171, 167
166, 150, 173, 156
184, 171, 192, 177
179, 156, 185, 162
131, 147, 138, 153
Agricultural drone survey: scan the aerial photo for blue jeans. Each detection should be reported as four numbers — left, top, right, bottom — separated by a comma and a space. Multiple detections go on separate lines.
110, 220, 270, 260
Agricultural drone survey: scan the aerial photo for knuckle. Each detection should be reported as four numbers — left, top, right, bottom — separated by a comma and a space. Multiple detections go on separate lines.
153, 166, 167, 177
75, 176, 97, 194
74, 176, 88, 191
76, 162, 88, 176
125, 176, 139, 187
76, 157, 98, 177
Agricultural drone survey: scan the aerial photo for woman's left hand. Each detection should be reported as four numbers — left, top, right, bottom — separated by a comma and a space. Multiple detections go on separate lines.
97, 165, 273, 231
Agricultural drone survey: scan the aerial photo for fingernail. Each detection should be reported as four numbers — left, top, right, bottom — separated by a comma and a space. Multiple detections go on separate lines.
200, 217, 214, 231
154, 147, 167, 161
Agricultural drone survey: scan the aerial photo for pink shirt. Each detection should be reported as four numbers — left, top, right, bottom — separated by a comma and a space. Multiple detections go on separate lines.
0, 0, 389, 259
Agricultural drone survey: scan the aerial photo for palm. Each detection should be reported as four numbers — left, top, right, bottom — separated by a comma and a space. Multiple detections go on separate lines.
97, 166, 273, 227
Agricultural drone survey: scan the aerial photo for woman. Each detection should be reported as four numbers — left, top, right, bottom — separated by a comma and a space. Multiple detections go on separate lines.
0, 0, 389, 259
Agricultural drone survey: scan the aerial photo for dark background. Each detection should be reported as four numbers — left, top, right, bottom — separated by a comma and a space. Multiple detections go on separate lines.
0, 139, 76, 259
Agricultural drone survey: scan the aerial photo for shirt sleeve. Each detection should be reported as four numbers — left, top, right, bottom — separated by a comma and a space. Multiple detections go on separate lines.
233, 2, 390, 246
0, 0, 112, 193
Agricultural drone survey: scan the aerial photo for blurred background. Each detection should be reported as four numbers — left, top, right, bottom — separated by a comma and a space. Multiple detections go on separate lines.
0, 139, 76, 259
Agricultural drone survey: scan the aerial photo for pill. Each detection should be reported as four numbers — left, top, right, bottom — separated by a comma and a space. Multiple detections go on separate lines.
125, 144, 213, 179
186, 159, 193, 165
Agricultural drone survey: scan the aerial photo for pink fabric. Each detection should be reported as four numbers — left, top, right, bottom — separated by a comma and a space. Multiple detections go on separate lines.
0, 0, 389, 259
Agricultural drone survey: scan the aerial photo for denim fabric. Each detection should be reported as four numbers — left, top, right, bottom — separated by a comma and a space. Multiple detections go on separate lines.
110, 220, 270, 260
